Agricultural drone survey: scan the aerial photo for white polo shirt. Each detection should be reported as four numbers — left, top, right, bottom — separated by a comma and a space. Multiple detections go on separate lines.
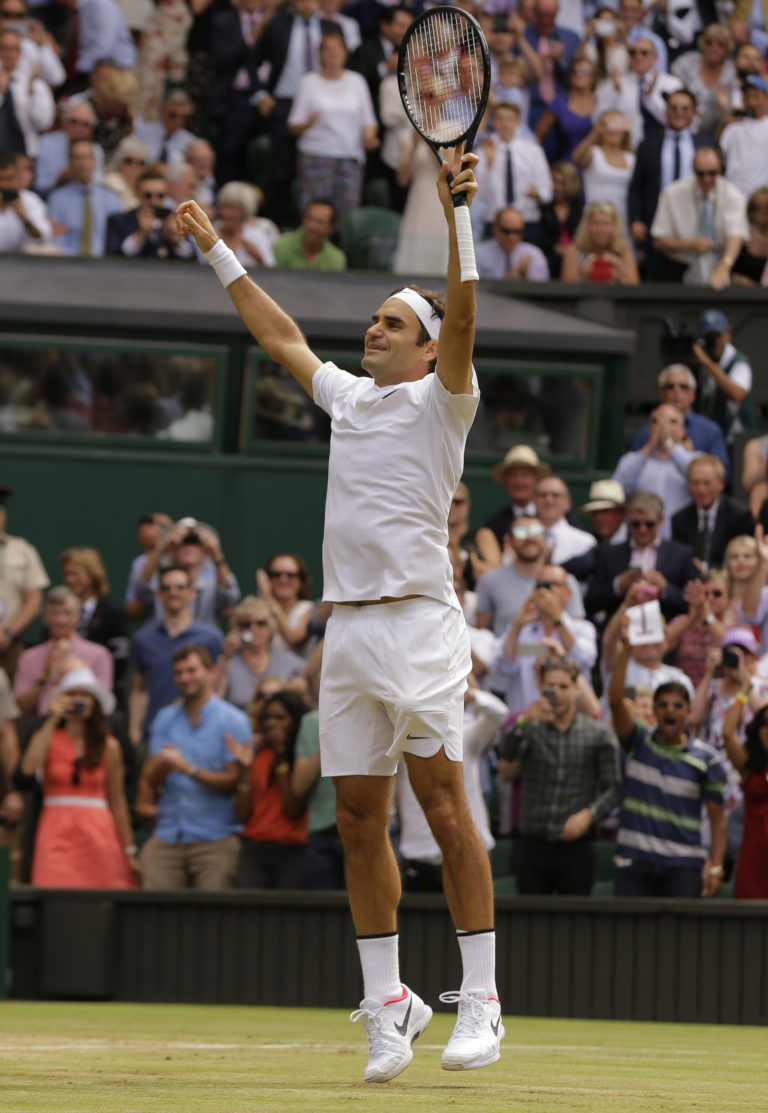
312, 361, 479, 608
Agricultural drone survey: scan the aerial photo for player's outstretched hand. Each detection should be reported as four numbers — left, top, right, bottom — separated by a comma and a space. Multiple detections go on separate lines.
437, 144, 479, 212
177, 200, 218, 253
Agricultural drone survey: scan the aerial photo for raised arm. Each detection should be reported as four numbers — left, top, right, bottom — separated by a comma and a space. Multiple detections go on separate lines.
435, 148, 479, 396
177, 201, 322, 397
607, 619, 636, 745
721, 698, 749, 777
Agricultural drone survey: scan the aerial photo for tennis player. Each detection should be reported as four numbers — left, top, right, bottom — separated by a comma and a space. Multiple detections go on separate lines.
177, 146, 502, 1082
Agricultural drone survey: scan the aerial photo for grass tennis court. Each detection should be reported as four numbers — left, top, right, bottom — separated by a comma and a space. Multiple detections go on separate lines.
0, 1001, 764, 1113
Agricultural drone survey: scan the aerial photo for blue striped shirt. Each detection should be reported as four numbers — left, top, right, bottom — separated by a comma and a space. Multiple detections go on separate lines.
616, 723, 726, 867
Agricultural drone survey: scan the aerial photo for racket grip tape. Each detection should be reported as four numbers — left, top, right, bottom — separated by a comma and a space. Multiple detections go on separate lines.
453, 201, 478, 284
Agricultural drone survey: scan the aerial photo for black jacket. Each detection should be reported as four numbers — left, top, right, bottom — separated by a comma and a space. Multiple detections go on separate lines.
670, 497, 753, 568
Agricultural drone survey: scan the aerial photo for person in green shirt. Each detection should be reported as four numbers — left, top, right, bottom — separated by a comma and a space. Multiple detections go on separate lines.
273, 199, 347, 271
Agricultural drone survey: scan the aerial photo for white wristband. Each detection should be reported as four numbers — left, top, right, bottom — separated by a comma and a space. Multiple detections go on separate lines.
204, 239, 247, 289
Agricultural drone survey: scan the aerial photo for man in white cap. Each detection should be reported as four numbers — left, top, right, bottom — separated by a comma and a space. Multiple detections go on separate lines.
177, 148, 504, 1081
581, 479, 628, 546
484, 444, 548, 548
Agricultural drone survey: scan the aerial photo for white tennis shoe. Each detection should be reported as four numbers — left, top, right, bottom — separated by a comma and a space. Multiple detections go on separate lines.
439, 989, 505, 1071
350, 985, 433, 1083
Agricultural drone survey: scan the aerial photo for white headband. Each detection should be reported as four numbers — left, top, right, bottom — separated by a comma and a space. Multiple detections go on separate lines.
390, 287, 442, 341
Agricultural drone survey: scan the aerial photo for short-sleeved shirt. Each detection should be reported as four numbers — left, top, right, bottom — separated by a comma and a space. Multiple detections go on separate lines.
224, 649, 305, 711
0, 533, 50, 624
149, 694, 251, 844
294, 710, 337, 833
273, 228, 346, 271
312, 361, 479, 607
616, 722, 727, 868
132, 619, 224, 730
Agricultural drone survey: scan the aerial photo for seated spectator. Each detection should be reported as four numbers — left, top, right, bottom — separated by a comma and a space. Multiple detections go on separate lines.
732, 187, 768, 287
671, 455, 753, 568
101, 137, 149, 210
630, 365, 729, 477
560, 200, 640, 284
665, 572, 736, 691
196, 181, 277, 269
134, 515, 240, 627
497, 655, 621, 896
535, 473, 596, 564
185, 139, 217, 208
20, 665, 137, 888
741, 433, 768, 520
136, 645, 251, 890
447, 481, 501, 592
693, 309, 755, 448
719, 76, 768, 202
134, 90, 196, 165
535, 51, 597, 162
538, 159, 583, 279
483, 444, 548, 548
59, 0, 137, 89
0, 150, 50, 251
229, 689, 308, 889
129, 565, 225, 745
163, 161, 198, 209
60, 546, 130, 698
602, 588, 695, 699
124, 511, 173, 623
497, 564, 597, 712
273, 198, 346, 271
0, 0, 65, 88
574, 110, 635, 239
0, 667, 21, 830
722, 697, 768, 899
217, 597, 305, 711
584, 491, 696, 622
106, 168, 194, 260
475, 102, 553, 240
289, 31, 378, 228
671, 24, 737, 139
651, 146, 748, 289
47, 138, 123, 257
613, 405, 700, 532
0, 27, 54, 156
476, 206, 550, 280
14, 586, 114, 718
256, 553, 315, 658
34, 102, 105, 199
609, 622, 727, 898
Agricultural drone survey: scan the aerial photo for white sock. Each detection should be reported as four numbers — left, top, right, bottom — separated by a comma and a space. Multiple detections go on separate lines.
357, 933, 402, 1002
457, 929, 497, 998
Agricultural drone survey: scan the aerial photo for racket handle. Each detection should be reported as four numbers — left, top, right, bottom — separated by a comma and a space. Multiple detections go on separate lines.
452, 197, 478, 284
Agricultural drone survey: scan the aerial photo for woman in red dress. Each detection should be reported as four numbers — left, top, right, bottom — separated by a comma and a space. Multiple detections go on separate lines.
722, 699, 768, 899
21, 666, 139, 888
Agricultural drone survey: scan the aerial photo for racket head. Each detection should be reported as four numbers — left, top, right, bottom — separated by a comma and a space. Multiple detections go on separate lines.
397, 6, 491, 158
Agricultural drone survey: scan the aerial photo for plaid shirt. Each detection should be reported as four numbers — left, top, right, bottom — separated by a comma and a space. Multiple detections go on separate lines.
499, 714, 622, 841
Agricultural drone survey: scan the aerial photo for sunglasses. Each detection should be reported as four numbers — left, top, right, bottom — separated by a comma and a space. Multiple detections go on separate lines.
268, 569, 301, 579
705, 588, 724, 598
512, 523, 545, 540
159, 582, 189, 592
629, 47, 652, 56
142, 190, 166, 200
668, 103, 694, 111
238, 618, 269, 628
628, 519, 657, 529
497, 225, 524, 234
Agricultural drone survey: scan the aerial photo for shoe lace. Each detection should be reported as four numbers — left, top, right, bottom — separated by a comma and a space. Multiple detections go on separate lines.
438, 990, 487, 1037
349, 1002, 384, 1028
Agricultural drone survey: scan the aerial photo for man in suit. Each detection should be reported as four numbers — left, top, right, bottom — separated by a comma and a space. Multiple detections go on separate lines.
671, 455, 753, 569
585, 491, 697, 622
208, 0, 265, 187
348, 4, 413, 124
628, 88, 714, 280
106, 170, 194, 259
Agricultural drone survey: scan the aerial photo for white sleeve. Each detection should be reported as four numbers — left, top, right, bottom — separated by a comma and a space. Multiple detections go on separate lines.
288, 74, 313, 127
728, 358, 752, 393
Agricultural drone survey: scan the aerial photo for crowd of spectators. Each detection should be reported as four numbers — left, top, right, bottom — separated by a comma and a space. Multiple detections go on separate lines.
0, 0, 767, 285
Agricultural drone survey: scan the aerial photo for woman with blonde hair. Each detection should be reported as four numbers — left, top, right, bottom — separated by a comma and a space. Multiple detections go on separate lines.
573, 110, 635, 237
217, 596, 305, 711
199, 181, 279, 268
671, 23, 737, 137
60, 547, 129, 693
560, 200, 639, 283
723, 535, 759, 612
102, 137, 150, 210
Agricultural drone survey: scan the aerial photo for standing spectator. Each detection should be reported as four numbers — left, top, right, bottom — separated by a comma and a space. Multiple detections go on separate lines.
484, 444, 548, 547
651, 147, 748, 288
693, 309, 755, 447
498, 655, 621, 895
538, 159, 583, 278
58, 0, 137, 87
229, 689, 308, 889
476, 102, 553, 241
446, 481, 501, 593
289, 31, 377, 228
737, 526, 768, 653
0, 27, 54, 155
596, 36, 682, 147
20, 665, 137, 888
291, 706, 344, 889
629, 365, 729, 476
14, 586, 113, 717
719, 76, 768, 201
617, 0, 668, 73
560, 200, 640, 284
0, 0, 65, 88
732, 187, 768, 286
724, 535, 759, 622
722, 697, 768, 899
394, 129, 449, 276
0, 150, 50, 251
522, 0, 582, 127
670, 455, 753, 567
208, 0, 268, 187
136, 645, 251, 890
0, 667, 21, 830
601, 587, 695, 700
613, 404, 701, 533
135, 0, 193, 122
101, 136, 149, 210
134, 89, 196, 165
60, 546, 130, 698
129, 565, 224, 745
124, 511, 172, 623
256, 552, 314, 658
47, 138, 123, 256
273, 197, 345, 270
742, 433, 768, 520
609, 621, 727, 898
535, 52, 597, 163
671, 24, 737, 138
475, 205, 550, 280
217, 596, 304, 711
535, 473, 596, 564
574, 109, 635, 239
0, 485, 49, 677
33, 101, 105, 199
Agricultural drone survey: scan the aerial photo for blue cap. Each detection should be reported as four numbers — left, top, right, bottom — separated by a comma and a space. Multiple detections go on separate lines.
745, 74, 768, 95
698, 309, 730, 335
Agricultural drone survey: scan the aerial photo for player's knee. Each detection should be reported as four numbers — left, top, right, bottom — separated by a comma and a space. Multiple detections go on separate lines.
335, 793, 385, 847
423, 793, 466, 850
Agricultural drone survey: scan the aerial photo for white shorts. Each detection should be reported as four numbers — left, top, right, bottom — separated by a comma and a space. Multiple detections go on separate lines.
319, 596, 472, 777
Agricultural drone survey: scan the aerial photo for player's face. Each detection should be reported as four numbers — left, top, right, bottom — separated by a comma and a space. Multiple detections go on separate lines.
362, 298, 436, 385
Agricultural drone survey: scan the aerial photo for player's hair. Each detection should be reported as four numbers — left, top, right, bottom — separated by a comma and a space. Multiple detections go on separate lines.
653, 682, 690, 705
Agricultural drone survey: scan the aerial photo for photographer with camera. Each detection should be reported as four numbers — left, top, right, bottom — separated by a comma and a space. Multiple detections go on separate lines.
692, 309, 755, 449
216, 596, 304, 712
497, 654, 621, 896
106, 169, 194, 260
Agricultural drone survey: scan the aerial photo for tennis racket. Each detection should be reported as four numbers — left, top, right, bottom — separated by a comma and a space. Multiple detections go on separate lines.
397, 5, 490, 283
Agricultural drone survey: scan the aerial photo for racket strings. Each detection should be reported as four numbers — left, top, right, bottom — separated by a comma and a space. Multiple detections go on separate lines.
402, 12, 485, 144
